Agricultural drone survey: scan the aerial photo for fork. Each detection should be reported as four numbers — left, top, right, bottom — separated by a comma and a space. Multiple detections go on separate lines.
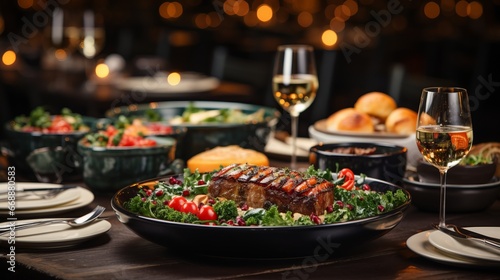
433, 224, 500, 250
448, 224, 500, 243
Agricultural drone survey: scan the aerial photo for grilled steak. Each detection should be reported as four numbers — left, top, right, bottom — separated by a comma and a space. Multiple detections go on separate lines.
208, 163, 335, 215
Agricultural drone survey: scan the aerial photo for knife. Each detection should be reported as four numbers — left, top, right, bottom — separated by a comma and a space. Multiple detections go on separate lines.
434, 224, 500, 250
0, 185, 77, 195
451, 225, 500, 244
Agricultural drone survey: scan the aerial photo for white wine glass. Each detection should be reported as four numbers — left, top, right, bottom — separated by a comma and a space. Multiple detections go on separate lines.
415, 87, 473, 228
272, 45, 318, 170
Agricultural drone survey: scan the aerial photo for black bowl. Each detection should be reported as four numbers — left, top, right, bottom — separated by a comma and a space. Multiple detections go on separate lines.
106, 101, 279, 161
3, 117, 96, 181
309, 142, 407, 185
403, 173, 500, 213
416, 160, 496, 185
111, 175, 411, 259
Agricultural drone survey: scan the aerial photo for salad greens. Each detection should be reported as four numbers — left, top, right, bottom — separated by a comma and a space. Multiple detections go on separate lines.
13, 107, 88, 132
124, 166, 409, 226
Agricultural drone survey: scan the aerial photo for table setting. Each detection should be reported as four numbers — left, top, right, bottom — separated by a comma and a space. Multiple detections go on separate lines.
1, 44, 500, 279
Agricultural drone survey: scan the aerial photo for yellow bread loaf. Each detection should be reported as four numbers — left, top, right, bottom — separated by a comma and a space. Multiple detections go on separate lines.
325, 108, 374, 133
354, 92, 397, 121
385, 107, 417, 135
187, 145, 269, 173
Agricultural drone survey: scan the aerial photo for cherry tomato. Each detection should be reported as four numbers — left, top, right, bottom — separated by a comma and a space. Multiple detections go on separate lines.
197, 205, 218, 221
337, 168, 355, 191
181, 201, 199, 215
48, 116, 72, 132
168, 196, 187, 211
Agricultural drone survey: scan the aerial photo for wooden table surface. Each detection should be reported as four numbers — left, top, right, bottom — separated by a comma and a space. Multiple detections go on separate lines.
2, 160, 500, 280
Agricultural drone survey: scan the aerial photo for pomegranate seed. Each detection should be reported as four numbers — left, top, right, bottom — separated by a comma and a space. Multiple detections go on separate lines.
169, 177, 180, 185
378, 205, 385, 212
197, 180, 205, 185
236, 217, 246, 226
151, 200, 157, 205
146, 189, 153, 196
362, 184, 371, 191
182, 189, 190, 197
163, 200, 170, 205
141, 197, 147, 202
240, 204, 249, 211
155, 190, 164, 197
226, 220, 234, 226
207, 198, 215, 205
346, 204, 354, 211
326, 205, 334, 213
336, 201, 344, 208
309, 213, 322, 225
198, 202, 204, 209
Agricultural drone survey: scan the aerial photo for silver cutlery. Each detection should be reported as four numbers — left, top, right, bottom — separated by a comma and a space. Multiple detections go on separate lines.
448, 224, 500, 244
433, 224, 500, 250
0, 185, 78, 195
0, 205, 106, 235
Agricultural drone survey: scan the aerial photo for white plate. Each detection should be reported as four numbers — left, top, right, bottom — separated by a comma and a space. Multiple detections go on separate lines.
0, 183, 81, 210
308, 124, 421, 168
264, 133, 317, 160
406, 230, 500, 267
114, 71, 220, 95
0, 187, 94, 217
0, 219, 111, 249
428, 227, 500, 262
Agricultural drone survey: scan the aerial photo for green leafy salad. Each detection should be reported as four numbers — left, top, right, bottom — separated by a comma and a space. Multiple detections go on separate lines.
124, 166, 409, 227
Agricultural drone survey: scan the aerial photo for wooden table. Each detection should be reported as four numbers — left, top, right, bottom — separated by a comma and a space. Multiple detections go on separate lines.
2, 160, 500, 279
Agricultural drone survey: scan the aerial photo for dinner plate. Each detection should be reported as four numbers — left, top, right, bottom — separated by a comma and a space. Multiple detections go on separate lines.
112, 174, 411, 259
0, 183, 81, 210
428, 227, 500, 262
0, 219, 111, 249
114, 72, 220, 95
0, 187, 94, 217
308, 124, 421, 168
406, 230, 500, 267
313, 119, 409, 138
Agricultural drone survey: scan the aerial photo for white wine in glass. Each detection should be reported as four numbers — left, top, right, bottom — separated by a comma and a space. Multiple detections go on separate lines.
415, 87, 473, 228
272, 45, 318, 170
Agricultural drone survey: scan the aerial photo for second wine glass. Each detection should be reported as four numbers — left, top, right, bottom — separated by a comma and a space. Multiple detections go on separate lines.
415, 87, 473, 228
272, 45, 318, 170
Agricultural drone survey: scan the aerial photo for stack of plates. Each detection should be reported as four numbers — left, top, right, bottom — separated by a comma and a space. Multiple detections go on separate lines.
406, 227, 500, 267
0, 182, 94, 216
0, 183, 111, 249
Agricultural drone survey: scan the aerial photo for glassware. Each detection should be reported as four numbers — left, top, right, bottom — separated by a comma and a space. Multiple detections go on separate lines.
272, 45, 318, 170
415, 87, 473, 228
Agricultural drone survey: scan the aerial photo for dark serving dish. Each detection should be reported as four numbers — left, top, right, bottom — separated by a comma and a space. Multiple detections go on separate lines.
416, 160, 496, 185
403, 173, 500, 213
309, 142, 407, 185
3, 117, 96, 181
111, 175, 411, 259
78, 136, 178, 192
105, 101, 280, 161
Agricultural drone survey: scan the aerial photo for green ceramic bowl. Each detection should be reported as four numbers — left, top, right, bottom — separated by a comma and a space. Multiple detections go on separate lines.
77, 136, 178, 192
3, 117, 96, 181
106, 101, 280, 161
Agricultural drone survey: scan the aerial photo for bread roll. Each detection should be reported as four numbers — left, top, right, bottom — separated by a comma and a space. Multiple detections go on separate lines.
354, 92, 397, 121
385, 108, 417, 135
325, 108, 374, 133
187, 145, 269, 173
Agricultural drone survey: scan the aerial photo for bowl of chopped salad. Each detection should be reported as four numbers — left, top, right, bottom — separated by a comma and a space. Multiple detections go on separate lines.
77, 117, 185, 192
111, 165, 411, 259
3, 107, 95, 181
106, 101, 280, 161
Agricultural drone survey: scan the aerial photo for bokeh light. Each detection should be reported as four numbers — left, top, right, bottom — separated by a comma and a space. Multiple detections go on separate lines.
322, 29, 338, 47
2, 50, 16, 66
256, 4, 273, 22
95, 63, 110, 78
424, 2, 440, 19
167, 72, 181, 85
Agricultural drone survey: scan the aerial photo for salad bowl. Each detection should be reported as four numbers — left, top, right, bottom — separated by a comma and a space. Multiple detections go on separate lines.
111, 174, 411, 259
106, 101, 280, 161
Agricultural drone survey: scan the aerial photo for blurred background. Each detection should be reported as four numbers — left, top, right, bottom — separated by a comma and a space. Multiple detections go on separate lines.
0, 0, 499, 143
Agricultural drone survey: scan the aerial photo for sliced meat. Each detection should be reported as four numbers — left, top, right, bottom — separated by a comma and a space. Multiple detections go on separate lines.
208, 163, 335, 215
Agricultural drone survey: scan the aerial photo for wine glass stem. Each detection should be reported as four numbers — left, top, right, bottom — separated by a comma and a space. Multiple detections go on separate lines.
290, 114, 298, 170
438, 170, 448, 228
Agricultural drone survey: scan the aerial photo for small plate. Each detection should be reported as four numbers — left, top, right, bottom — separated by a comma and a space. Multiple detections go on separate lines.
313, 119, 409, 138
0, 219, 111, 249
428, 227, 500, 262
0, 183, 81, 210
0, 187, 94, 217
406, 230, 500, 267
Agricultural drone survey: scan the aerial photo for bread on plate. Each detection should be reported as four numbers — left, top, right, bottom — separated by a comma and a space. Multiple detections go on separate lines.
325, 108, 374, 133
354, 92, 397, 121
385, 107, 417, 135
187, 145, 269, 173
